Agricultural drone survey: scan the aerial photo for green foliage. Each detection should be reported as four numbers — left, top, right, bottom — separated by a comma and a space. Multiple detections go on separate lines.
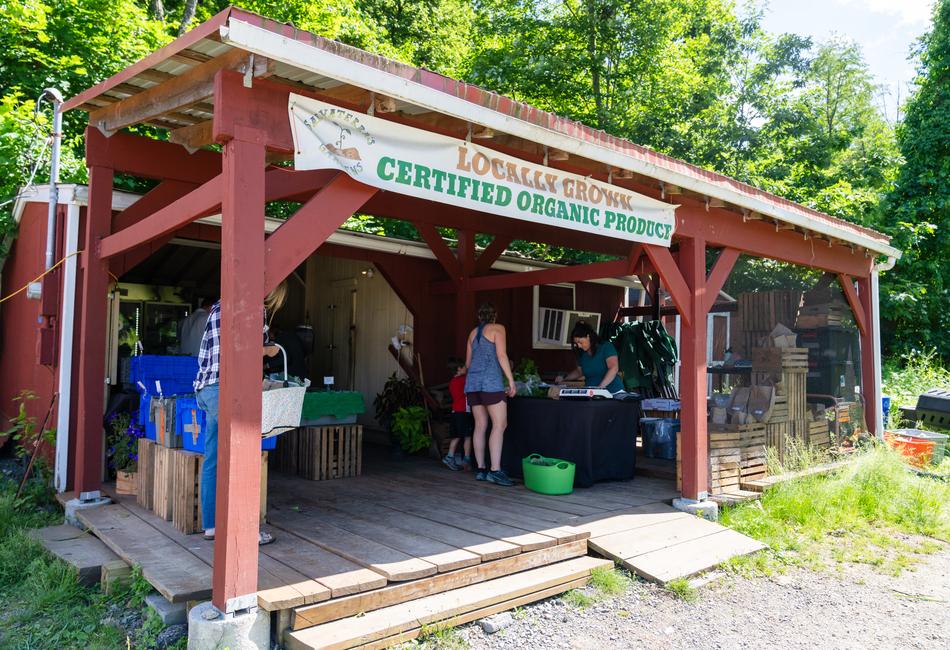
664, 577, 698, 603
562, 588, 595, 609
721, 447, 950, 576
392, 405, 431, 454
374, 372, 423, 427
2, 392, 56, 495
588, 565, 632, 596
880, 0, 950, 359
882, 349, 950, 424
413, 622, 469, 649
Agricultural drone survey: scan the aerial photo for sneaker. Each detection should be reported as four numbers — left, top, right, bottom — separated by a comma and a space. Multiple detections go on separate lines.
442, 454, 460, 471
454, 453, 464, 467
460, 455, 473, 470
475, 468, 488, 481
486, 470, 514, 487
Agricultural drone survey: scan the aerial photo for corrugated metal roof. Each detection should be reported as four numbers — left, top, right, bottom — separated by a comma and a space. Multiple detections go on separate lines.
61, 6, 897, 258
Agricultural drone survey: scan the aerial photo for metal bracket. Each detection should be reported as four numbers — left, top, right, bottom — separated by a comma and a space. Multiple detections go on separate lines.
225, 592, 258, 615
243, 53, 255, 88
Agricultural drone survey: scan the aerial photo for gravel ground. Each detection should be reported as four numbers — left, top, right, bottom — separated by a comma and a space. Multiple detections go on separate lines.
452, 541, 950, 650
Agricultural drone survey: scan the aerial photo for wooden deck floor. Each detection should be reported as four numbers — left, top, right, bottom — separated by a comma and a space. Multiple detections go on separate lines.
76, 452, 762, 615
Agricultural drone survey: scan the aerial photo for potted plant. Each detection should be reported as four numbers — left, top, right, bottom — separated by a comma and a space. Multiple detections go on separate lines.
374, 373, 424, 457
391, 406, 432, 454
106, 412, 144, 495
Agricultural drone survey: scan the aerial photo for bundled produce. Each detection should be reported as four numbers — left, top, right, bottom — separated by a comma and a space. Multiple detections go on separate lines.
601, 320, 678, 396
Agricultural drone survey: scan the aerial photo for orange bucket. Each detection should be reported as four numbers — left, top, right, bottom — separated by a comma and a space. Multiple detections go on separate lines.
885, 433, 936, 467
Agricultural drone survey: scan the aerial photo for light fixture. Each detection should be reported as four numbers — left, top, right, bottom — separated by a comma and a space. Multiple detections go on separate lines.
360, 267, 375, 279
471, 125, 495, 139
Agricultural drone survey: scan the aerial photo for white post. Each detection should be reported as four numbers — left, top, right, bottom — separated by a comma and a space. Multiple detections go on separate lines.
871, 270, 884, 437
54, 202, 80, 492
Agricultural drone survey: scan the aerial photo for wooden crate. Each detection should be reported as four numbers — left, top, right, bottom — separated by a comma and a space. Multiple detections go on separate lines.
136, 438, 155, 511
172, 450, 203, 535
708, 423, 767, 494
808, 420, 831, 449
152, 445, 175, 521
751, 347, 809, 373
278, 426, 363, 481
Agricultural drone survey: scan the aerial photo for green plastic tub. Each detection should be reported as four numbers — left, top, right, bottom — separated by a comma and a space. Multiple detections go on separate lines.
522, 454, 576, 495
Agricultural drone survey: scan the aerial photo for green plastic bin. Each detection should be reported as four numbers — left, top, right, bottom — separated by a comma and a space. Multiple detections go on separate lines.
522, 454, 576, 495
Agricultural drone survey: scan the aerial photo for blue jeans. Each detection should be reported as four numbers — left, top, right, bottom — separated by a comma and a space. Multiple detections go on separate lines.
196, 384, 219, 531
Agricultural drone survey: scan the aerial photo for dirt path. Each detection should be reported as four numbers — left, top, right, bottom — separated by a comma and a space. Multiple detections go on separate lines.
456, 543, 949, 649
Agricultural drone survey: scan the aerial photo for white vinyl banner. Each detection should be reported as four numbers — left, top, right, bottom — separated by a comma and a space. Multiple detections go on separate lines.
289, 94, 676, 246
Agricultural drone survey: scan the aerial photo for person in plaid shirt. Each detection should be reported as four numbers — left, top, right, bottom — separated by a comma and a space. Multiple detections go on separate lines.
195, 281, 288, 545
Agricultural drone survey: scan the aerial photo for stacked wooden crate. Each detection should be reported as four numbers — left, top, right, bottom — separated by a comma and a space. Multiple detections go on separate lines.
274, 425, 363, 481
734, 291, 804, 356
752, 348, 809, 464
708, 423, 767, 495
136, 439, 266, 534
807, 419, 832, 449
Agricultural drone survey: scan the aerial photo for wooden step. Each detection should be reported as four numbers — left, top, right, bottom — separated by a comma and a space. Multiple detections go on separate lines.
291, 539, 588, 631
284, 556, 611, 650
29, 524, 121, 586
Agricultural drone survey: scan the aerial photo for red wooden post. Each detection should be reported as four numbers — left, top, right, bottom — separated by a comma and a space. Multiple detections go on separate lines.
213, 126, 266, 613
456, 230, 476, 354
74, 159, 114, 495
857, 276, 878, 435
677, 237, 709, 500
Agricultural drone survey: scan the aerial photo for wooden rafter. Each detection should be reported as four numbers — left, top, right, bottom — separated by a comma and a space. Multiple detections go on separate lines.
837, 273, 868, 336
643, 245, 692, 326
99, 175, 223, 259
704, 247, 740, 314
414, 222, 462, 281
433, 257, 632, 294
473, 235, 513, 275
87, 48, 265, 134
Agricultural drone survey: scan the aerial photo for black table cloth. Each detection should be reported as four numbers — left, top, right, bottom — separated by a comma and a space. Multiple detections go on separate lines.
501, 397, 640, 488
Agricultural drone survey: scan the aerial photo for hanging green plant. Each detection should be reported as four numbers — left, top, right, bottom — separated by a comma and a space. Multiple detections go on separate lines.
391, 405, 431, 454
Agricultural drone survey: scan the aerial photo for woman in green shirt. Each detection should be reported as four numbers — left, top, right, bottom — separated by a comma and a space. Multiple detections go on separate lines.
555, 322, 623, 392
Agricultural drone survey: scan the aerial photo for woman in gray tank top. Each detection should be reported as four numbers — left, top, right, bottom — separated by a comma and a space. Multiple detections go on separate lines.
464, 303, 517, 486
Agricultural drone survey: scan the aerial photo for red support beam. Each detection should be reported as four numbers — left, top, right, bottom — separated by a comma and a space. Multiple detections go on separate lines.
213, 127, 265, 613
99, 175, 223, 259
837, 273, 868, 336
474, 235, 513, 276
704, 247, 740, 314
677, 237, 709, 500
456, 230, 477, 353
643, 245, 692, 327
415, 222, 462, 282
85, 129, 221, 184
264, 174, 378, 294
857, 276, 877, 434
433, 257, 631, 294
74, 164, 114, 494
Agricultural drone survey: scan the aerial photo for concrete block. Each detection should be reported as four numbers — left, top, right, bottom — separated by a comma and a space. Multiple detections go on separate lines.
672, 497, 719, 522
187, 602, 269, 650
478, 612, 513, 634
63, 496, 112, 528
146, 592, 187, 626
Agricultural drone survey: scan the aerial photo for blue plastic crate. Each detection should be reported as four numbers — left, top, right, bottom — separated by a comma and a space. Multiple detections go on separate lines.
138, 398, 156, 441
176, 396, 206, 453
131, 355, 199, 397
175, 394, 281, 453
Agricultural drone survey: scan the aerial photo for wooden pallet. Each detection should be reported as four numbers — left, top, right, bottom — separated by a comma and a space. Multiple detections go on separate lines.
172, 450, 203, 535
136, 438, 155, 511
152, 445, 175, 521
751, 347, 809, 373
276, 426, 363, 481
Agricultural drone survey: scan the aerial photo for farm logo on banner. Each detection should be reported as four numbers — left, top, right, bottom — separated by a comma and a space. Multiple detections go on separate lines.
289, 94, 676, 246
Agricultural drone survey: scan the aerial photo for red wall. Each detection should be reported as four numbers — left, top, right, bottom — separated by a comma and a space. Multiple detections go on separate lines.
0, 203, 59, 449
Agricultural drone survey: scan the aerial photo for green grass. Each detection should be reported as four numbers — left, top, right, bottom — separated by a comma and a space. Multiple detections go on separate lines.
412, 621, 469, 649
882, 349, 950, 428
0, 474, 182, 649
562, 588, 596, 609
664, 578, 698, 603
720, 446, 950, 576
562, 566, 634, 609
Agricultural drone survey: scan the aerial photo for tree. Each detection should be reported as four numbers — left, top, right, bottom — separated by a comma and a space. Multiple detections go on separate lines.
880, 0, 950, 359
